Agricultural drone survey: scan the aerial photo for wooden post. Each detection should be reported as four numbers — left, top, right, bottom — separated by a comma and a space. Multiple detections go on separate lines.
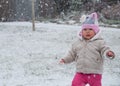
32, 0, 35, 31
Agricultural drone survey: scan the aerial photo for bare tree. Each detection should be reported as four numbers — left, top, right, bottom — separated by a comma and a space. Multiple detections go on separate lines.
37, 0, 57, 18
0, 0, 10, 21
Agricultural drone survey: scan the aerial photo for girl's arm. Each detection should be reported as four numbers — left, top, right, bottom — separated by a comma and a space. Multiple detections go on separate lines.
59, 45, 76, 64
100, 40, 115, 59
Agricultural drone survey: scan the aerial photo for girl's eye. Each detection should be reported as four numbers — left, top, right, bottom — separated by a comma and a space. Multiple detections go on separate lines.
89, 29, 93, 30
83, 29, 87, 31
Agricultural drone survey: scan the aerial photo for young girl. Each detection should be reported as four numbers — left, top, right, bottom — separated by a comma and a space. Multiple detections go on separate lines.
59, 12, 115, 86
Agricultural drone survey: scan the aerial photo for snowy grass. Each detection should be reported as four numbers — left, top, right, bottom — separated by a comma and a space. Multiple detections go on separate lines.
0, 22, 120, 86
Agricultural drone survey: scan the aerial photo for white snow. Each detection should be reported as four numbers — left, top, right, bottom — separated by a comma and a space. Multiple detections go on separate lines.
0, 22, 120, 86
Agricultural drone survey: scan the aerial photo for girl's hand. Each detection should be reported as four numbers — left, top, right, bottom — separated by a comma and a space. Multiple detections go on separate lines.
106, 51, 115, 59
59, 59, 65, 64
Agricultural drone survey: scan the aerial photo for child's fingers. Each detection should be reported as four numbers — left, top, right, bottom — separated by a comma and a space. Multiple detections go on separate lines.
59, 59, 65, 64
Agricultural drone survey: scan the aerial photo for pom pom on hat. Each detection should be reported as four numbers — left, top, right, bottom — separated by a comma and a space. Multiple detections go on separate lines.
80, 15, 87, 23
81, 12, 99, 34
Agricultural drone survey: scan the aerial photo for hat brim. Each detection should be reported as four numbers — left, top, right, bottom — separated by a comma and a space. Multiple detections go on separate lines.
82, 24, 99, 33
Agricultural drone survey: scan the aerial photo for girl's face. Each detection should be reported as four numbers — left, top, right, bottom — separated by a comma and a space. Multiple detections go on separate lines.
82, 28, 96, 40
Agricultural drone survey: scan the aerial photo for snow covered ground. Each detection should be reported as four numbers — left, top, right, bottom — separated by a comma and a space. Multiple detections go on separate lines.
0, 22, 120, 86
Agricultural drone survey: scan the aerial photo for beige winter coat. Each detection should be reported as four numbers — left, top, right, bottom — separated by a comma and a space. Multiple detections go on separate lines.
63, 32, 111, 74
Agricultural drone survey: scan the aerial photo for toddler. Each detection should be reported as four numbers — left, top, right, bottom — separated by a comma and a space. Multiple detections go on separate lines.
59, 12, 115, 86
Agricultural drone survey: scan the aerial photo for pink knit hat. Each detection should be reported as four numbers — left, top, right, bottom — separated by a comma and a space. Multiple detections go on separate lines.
81, 12, 99, 34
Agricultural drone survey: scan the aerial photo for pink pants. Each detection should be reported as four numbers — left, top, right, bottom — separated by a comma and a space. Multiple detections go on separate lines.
72, 72, 102, 86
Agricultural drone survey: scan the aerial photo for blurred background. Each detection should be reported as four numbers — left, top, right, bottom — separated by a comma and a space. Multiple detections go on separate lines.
0, 0, 120, 25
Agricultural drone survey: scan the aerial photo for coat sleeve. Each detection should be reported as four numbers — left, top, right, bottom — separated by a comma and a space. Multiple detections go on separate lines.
62, 44, 76, 63
99, 40, 111, 57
